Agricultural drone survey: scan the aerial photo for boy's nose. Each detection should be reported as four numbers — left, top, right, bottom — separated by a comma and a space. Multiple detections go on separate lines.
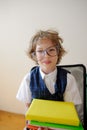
43, 50, 49, 57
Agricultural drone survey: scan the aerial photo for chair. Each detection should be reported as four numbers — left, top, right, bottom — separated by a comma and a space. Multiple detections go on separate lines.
59, 64, 86, 129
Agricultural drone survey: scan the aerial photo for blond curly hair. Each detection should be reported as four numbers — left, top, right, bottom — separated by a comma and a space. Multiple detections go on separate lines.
27, 29, 66, 64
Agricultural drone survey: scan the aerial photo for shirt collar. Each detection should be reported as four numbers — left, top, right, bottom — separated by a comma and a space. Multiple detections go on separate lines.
39, 67, 57, 80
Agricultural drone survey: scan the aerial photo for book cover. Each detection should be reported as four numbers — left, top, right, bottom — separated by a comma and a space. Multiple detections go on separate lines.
25, 99, 80, 126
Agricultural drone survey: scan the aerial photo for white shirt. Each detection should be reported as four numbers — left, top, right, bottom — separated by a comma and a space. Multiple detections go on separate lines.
16, 67, 82, 105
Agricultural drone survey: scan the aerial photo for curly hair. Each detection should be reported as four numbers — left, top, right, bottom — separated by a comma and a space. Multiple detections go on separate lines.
27, 29, 66, 64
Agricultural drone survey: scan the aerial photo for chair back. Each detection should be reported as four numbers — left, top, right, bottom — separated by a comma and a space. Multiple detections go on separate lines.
59, 64, 86, 128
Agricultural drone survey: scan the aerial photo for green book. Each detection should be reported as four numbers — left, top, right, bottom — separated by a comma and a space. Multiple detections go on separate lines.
30, 120, 84, 130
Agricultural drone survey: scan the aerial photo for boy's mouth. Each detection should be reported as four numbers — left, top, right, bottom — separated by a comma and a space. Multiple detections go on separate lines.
43, 60, 51, 64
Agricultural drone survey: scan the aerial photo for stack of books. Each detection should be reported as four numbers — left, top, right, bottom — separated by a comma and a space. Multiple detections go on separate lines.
25, 99, 84, 130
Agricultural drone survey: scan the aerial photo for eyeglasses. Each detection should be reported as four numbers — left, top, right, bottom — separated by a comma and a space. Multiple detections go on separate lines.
32, 45, 59, 58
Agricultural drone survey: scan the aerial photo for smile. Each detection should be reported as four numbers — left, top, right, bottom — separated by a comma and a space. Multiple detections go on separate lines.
43, 61, 51, 64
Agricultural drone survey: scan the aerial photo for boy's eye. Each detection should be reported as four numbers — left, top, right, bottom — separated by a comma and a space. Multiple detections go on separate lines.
48, 48, 56, 52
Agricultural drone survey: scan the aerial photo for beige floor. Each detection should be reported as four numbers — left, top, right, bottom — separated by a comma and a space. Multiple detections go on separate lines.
0, 110, 25, 130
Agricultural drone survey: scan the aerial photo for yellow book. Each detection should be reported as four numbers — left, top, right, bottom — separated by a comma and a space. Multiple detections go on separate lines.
25, 99, 80, 126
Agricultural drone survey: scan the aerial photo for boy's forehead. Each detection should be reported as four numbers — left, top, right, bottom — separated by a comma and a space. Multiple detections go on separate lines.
36, 39, 55, 50
36, 38, 53, 45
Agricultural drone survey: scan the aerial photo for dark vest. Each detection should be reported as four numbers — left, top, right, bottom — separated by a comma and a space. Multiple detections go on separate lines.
30, 66, 69, 101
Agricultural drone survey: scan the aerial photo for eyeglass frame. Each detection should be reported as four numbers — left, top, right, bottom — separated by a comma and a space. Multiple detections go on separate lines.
32, 45, 60, 58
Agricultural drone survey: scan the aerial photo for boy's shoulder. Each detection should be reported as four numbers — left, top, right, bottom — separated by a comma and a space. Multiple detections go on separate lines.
30, 66, 39, 74
57, 66, 71, 74
31, 66, 39, 70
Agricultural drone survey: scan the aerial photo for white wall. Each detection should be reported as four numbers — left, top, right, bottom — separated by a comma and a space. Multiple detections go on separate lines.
0, 0, 87, 114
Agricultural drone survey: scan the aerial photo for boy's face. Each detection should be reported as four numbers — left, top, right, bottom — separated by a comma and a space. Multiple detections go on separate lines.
35, 38, 58, 74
